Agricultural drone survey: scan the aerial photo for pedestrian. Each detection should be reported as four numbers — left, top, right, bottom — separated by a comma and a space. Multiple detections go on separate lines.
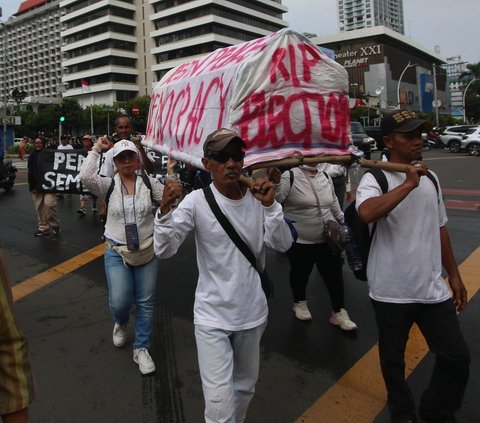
316, 163, 351, 210
80, 139, 163, 375
57, 135, 73, 150
77, 135, 98, 216
356, 110, 470, 423
270, 165, 357, 330
28, 138, 61, 237
98, 115, 154, 177
18, 136, 28, 161
154, 128, 293, 423
0, 245, 35, 423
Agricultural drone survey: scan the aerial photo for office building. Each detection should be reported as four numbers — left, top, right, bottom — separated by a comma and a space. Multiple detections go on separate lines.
338, 0, 404, 34
1, 0, 62, 110
149, 0, 288, 82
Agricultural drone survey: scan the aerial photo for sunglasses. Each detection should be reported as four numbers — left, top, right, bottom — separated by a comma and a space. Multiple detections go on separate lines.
116, 151, 137, 162
206, 150, 245, 163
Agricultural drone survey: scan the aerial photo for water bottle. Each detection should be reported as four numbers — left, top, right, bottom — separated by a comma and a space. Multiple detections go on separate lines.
340, 224, 364, 272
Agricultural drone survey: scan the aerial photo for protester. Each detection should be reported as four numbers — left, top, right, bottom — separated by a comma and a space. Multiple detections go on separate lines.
154, 128, 293, 423
316, 163, 351, 210
18, 136, 28, 161
271, 166, 357, 330
77, 135, 98, 216
99, 115, 154, 177
356, 110, 470, 423
28, 138, 61, 237
57, 135, 73, 150
0, 245, 35, 423
80, 139, 163, 375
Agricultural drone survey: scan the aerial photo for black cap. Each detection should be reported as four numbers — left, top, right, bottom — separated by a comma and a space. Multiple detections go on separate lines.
381, 110, 432, 136
203, 128, 247, 155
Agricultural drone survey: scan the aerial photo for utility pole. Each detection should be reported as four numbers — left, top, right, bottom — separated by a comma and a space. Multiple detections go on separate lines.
433, 64, 440, 128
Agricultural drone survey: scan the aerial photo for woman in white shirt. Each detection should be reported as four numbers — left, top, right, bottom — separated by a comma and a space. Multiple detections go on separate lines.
80, 139, 163, 375
271, 165, 357, 330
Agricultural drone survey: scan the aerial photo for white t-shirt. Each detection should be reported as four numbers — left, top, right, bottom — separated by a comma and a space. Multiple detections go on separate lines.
57, 144, 73, 150
154, 184, 293, 331
355, 170, 451, 304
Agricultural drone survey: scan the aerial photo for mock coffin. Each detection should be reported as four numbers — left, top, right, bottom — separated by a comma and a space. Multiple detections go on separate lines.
144, 28, 351, 169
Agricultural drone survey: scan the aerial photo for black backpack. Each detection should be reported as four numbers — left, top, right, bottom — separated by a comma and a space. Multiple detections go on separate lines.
344, 168, 439, 281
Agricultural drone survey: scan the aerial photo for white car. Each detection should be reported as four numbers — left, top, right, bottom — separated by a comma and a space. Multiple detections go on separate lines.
440, 125, 479, 152
461, 127, 480, 156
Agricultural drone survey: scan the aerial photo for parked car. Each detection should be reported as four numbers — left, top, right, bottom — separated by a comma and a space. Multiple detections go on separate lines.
364, 126, 384, 150
350, 122, 373, 159
461, 127, 480, 156
440, 125, 478, 152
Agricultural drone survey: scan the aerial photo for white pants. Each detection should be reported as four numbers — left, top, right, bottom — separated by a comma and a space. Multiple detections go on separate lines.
195, 322, 267, 423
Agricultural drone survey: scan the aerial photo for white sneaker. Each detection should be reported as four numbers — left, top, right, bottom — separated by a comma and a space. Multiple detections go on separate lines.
112, 323, 128, 347
330, 308, 358, 331
292, 301, 313, 321
133, 348, 156, 375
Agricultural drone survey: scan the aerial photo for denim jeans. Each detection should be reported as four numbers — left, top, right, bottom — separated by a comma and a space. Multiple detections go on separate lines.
195, 322, 267, 423
104, 246, 159, 349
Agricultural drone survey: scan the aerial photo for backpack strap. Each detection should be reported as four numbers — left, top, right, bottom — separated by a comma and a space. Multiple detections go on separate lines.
365, 167, 389, 194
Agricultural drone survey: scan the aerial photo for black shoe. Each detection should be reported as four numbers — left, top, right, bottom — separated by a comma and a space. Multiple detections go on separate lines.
34, 229, 49, 237
52, 227, 61, 236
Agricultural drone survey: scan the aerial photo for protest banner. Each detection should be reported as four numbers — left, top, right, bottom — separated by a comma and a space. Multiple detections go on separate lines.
34, 150, 89, 194
144, 28, 351, 169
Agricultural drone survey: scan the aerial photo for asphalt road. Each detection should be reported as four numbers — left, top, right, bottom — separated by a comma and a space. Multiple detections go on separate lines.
0, 149, 479, 423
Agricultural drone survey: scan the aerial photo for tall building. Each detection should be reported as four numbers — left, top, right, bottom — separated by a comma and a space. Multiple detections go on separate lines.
1, 0, 63, 110
338, 0, 404, 34
149, 0, 288, 82
443, 56, 469, 118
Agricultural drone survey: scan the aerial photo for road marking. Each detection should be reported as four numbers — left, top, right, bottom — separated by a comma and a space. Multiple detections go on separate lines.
424, 156, 476, 161
296, 247, 480, 423
12, 243, 105, 302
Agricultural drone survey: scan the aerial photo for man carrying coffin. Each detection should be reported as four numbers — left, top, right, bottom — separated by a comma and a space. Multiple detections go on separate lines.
154, 128, 293, 423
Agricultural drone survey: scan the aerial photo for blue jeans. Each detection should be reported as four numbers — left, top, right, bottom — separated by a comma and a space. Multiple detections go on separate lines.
104, 247, 159, 349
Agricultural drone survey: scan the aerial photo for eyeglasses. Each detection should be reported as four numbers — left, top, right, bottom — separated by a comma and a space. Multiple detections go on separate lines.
206, 150, 245, 163
116, 152, 137, 162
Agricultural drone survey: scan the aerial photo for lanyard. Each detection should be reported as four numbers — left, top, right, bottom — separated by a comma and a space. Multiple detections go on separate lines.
120, 175, 137, 225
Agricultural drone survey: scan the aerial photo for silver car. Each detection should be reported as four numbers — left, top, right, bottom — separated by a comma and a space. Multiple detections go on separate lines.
461, 127, 480, 155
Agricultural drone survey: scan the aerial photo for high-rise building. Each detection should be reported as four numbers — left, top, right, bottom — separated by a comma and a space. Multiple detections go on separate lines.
338, 0, 404, 34
149, 0, 288, 83
1, 0, 63, 110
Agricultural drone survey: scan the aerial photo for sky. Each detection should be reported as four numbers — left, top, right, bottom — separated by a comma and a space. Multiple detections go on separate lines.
1, 0, 479, 63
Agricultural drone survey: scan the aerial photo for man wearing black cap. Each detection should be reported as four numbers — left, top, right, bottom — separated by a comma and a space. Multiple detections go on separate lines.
355, 110, 470, 423
154, 128, 293, 423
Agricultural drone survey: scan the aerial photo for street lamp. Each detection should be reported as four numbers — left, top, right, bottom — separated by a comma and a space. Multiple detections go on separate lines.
462, 77, 479, 123
397, 61, 418, 108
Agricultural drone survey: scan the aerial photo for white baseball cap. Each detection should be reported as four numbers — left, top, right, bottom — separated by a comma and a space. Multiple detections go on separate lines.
112, 139, 139, 158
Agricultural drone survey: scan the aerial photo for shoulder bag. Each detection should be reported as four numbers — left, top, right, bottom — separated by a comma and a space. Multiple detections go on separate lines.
203, 185, 273, 298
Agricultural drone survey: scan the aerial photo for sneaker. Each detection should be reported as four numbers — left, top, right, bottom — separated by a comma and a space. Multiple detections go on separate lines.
77, 208, 87, 216
34, 229, 49, 237
112, 323, 128, 348
330, 308, 358, 331
133, 348, 156, 375
292, 301, 312, 321
91, 206, 98, 213
52, 227, 61, 237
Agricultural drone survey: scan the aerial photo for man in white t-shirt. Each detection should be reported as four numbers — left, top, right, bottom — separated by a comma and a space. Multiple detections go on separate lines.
356, 110, 470, 423
154, 128, 293, 423
57, 135, 73, 150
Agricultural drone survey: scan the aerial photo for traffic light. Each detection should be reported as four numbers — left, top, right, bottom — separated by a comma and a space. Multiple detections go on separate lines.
59, 105, 65, 123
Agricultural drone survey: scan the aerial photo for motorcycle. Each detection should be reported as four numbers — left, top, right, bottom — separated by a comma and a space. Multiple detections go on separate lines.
0, 160, 18, 191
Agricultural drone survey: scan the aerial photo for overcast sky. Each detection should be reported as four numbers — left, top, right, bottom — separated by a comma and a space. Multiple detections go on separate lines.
2, 0, 479, 63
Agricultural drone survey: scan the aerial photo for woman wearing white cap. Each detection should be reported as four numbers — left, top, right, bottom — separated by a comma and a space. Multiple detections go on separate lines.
80, 138, 163, 375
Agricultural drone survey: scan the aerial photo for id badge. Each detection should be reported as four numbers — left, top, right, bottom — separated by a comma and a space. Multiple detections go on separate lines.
125, 223, 139, 251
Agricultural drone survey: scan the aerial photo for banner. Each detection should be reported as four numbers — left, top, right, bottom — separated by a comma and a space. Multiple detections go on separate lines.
144, 28, 351, 169
34, 149, 169, 193
35, 150, 89, 193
